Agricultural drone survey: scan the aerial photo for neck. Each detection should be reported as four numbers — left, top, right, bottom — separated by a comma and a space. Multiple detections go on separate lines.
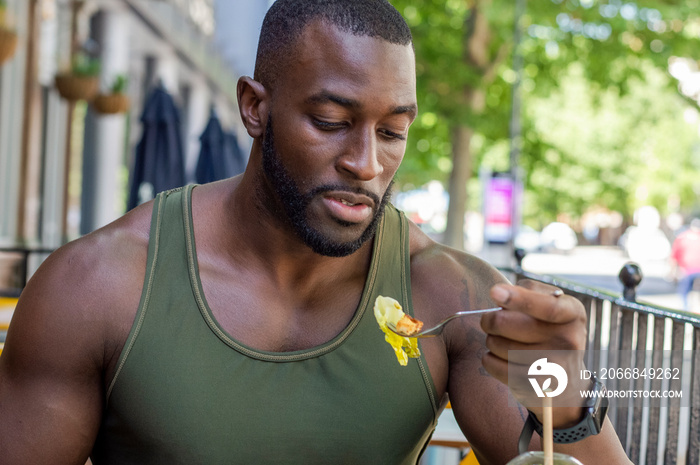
217, 171, 377, 290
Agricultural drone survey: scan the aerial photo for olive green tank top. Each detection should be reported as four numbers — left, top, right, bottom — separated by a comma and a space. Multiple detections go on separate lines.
92, 185, 440, 464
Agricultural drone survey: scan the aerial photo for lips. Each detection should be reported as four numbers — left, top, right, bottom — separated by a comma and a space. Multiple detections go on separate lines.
322, 191, 375, 224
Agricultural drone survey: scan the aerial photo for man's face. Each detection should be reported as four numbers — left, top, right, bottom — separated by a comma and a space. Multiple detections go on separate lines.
262, 117, 393, 257
258, 20, 417, 257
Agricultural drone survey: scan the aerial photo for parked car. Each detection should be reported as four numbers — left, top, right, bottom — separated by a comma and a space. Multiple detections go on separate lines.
514, 225, 542, 253
619, 225, 671, 261
540, 222, 578, 252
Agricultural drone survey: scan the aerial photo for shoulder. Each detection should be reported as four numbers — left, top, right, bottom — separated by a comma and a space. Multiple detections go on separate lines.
36, 202, 153, 307
7, 201, 155, 373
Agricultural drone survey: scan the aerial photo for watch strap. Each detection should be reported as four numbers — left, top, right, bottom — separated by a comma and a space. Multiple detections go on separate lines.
527, 409, 598, 443
518, 413, 537, 455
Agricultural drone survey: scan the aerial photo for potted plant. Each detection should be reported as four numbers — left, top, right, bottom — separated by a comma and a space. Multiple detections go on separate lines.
54, 52, 101, 102
0, 0, 18, 65
93, 74, 130, 114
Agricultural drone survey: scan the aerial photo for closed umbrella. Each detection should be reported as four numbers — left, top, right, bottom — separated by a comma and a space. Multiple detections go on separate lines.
225, 131, 247, 177
127, 84, 185, 211
195, 109, 242, 184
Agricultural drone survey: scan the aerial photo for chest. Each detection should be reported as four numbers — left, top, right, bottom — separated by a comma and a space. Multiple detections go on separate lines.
195, 258, 367, 352
95, 287, 438, 465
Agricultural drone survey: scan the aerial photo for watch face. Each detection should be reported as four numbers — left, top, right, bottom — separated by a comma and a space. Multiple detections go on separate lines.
592, 401, 609, 431
588, 381, 608, 431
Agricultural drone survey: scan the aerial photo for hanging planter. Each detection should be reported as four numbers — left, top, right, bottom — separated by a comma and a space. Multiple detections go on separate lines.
93, 74, 130, 114
0, 1, 17, 65
93, 92, 130, 114
54, 51, 101, 102
55, 73, 99, 101
0, 27, 17, 64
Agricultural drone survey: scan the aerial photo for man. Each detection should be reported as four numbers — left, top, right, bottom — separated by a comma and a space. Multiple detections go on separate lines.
0, 1, 630, 463
671, 218, 700, 311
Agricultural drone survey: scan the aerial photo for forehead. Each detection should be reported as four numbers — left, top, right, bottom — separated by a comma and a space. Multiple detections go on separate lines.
275, 20, 416, 110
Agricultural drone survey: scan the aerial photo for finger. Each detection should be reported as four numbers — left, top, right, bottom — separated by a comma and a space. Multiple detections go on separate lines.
481, 309, 548, 343
485, 334, 585, 366
515, 278, 559, 293
484, 335, 534, 360
483, 348, 585, 410
481, 310, 581, 346
516, 279, 567, 301
489, 283, 582, 324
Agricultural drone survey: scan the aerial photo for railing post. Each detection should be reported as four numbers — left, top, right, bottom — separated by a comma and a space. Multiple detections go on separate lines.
514, 248, 526, 269
618, 262, 643, 302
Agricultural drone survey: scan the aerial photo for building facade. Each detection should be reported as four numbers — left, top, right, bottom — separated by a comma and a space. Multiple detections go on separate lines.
0, 0, 267, 284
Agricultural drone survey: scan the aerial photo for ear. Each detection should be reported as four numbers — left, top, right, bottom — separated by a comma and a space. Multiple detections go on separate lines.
237, 76, 269, 138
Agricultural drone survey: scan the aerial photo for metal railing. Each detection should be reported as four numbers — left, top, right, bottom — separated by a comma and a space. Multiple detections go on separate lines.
507, 254, 700, 465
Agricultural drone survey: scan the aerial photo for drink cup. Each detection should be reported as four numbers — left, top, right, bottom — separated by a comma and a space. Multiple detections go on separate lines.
506, 451, 584, 465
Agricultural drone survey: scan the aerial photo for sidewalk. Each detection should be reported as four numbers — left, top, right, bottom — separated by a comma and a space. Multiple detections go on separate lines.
518, 246, 689, 312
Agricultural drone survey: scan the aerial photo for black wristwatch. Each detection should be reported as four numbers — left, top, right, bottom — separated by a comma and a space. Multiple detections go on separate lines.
518, 377, 608, 454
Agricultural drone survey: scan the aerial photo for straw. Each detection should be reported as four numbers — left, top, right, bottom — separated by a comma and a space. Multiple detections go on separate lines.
543, 392, 554, 465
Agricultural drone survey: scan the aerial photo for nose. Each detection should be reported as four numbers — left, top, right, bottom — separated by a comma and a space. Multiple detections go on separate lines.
336, 126, 383, 181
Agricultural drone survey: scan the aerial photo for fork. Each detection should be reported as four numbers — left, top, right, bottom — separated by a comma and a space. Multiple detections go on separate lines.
387, 307, 503, 338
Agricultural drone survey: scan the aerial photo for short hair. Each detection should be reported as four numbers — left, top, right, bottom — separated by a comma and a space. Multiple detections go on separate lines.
254, 0, 412, 89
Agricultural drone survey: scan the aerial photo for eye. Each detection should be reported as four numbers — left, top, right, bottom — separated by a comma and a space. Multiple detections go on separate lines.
312, 118, 347, 130
379, 128, 406, 141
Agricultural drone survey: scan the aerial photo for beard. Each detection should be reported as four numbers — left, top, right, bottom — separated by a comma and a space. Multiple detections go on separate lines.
260, 117, 392, 258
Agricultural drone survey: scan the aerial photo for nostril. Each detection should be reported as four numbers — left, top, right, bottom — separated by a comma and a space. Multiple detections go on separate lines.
337, 155, 383, 180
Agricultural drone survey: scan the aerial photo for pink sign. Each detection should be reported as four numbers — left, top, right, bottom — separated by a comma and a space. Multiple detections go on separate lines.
484, 175, 514, 243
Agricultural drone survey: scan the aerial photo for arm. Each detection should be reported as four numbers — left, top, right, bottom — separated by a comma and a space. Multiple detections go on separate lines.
409, 237, 529, 462
408, 230, 629, 464
0, 217, 148, 463
476, 280, 631, 464
0, 243, 106, 464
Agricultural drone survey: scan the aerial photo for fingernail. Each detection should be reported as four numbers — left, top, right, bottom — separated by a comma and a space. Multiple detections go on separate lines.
491, 285, 509, 304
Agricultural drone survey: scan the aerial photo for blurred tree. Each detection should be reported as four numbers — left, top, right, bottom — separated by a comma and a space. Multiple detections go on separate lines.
391, 0, 700, 247
521, 61, 700, 228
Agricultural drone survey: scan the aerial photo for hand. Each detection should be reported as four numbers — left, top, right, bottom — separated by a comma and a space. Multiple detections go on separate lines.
480, 280, 589, 427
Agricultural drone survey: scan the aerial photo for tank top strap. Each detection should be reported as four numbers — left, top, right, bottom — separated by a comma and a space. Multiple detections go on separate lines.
371, 204, 440, 413
107, 185, 193, 399
374, 203, 415, 316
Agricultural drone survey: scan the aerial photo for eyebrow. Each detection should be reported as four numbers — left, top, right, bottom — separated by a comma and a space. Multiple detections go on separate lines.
392, 104, 418, 118
306, 91, 417, 118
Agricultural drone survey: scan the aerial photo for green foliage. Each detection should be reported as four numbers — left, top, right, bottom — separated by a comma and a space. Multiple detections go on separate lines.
520, 61, 700, 226
394, 0, 515, 188
391, 0, 700, 224
110, 75, 128, 94
71, 52, 101, 77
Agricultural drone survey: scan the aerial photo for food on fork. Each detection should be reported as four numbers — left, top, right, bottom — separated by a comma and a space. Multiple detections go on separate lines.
394, 314, 424, 337
373, 296, 423, 366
